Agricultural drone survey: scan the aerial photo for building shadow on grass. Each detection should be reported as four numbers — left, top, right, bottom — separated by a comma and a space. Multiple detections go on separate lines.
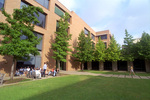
20, 76, 102, 100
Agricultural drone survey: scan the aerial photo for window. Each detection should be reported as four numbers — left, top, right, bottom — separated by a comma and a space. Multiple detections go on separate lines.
104, 42, 107, 48
55, 5, 64, 17
21, 1, 46, 28
56, 21, 59, 31
84, 28, 89, 35
0, 0, 5, 10
35, 0, 49, 9
33, 32, 43, 51
92, 42, 95, 48
100, 34, 107, 40
34, 12, 46, 28
91, 33, 95, 41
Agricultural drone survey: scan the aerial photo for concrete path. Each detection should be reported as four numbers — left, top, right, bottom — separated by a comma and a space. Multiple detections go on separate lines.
60, 71, 150, 79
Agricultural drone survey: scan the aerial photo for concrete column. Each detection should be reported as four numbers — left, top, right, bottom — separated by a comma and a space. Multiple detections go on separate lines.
87, 62, 92, 70
99, 61, 104, 71
127, 61, 133, 71
112, 61, 117, 71
145, 60, 150, 72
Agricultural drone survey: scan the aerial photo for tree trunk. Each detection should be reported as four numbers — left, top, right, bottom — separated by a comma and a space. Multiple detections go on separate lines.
145, 60, 150, 72
10, 59, 15, 80
112, 61, 117, 71
81, 63, 84, 71
99, 61, 104, 71
87, 62, 92, 70
57, 59, 60, 70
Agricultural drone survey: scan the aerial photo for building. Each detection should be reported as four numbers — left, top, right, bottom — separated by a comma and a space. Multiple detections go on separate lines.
0, 0, 112, 76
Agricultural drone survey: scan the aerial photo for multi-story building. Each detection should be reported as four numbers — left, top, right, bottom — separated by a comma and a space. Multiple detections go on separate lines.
0, 0, 112, 76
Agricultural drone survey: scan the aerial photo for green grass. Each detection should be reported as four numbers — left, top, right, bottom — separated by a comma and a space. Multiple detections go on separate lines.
0, 75, 150, 100
82, 70, 150, 76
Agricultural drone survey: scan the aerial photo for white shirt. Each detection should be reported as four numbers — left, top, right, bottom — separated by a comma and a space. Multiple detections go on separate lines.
43, 64, 47, 69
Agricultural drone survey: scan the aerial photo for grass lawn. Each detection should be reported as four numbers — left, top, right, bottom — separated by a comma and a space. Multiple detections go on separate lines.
0, 75, 150, 100
82, 70, 150, 76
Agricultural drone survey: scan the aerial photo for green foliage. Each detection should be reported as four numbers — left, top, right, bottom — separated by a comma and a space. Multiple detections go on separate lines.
136, 32, 150, 60
52, 12, 72, 62
105, 35, 121, 61
121, 29, 134, 61
94, 38, 106, 61
72, 31, 94, 63
0, 6, 43, 60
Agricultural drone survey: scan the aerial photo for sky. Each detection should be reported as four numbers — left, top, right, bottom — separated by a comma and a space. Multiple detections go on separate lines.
58, 0, 150, 45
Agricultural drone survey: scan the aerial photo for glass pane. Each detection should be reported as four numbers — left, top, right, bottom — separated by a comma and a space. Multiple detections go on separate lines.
84, 28, 89, 35
35, 0, 49, 9
101, 35, 107, 40
0, 0, 4, 9
35, 56, 41, 68
33, 32, 43, 51
55, 6, 64, 17
35, 12, 46, 28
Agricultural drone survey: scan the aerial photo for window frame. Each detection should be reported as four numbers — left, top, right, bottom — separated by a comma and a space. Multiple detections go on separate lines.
20, 1, 46, 29
84, 28, 90, 35
0, 0, 5, 10
100, 34, 107, 40
34, 0, 50, 9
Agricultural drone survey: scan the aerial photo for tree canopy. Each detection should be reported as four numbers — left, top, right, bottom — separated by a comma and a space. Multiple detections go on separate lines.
52, 12, 72, 69
72, 31, 94, 70
0, 5, 43, 79
94, 38, 106, 62
105, 35, 121, 62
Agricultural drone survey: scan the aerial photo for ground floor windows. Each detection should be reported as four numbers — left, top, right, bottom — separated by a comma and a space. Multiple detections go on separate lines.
117, 61, 127, 71
133, 59, 146, 72
16, 56, 41, 70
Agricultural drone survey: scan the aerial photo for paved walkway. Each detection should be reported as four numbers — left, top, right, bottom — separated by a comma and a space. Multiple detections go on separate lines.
59, 71, 150, 79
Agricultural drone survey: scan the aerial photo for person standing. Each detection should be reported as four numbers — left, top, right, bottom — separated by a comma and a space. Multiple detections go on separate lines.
43, 62, 47, 77
129, 65, 135, 76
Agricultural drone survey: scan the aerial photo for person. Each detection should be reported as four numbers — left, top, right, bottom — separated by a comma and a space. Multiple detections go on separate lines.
15, 69, 20, 76
26, 66, 30, 78
19, 67, 24, 75
43, 62, 47, 77
129, 65, 135, 76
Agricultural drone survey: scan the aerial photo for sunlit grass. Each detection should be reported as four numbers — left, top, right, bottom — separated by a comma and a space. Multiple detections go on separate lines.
0, 75, 150, 100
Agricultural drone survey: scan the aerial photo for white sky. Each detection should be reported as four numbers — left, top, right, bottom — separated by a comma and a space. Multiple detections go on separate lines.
58, 0, 150, 45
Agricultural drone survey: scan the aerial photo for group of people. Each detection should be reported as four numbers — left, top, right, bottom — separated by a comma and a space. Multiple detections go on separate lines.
15, 62, 59, 79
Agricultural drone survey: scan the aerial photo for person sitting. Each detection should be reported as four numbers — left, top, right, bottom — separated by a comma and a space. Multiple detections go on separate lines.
41, 69, 44, 77
15, 69, 20, 76
48, 70, 52, 76
19, 67, 24, 75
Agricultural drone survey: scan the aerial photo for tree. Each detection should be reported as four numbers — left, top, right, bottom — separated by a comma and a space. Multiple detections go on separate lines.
52, 12, 72, 70
72, 31, 94, 71
0, 6, 43, 79
137, 32, 150, 60
121, 29, 134, 61
94, 38, 106, 70
105, 35, 121, 71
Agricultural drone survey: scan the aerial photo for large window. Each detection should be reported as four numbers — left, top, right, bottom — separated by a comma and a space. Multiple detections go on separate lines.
84, 28, 89, 35
20, 32, 43, 51
104, 42, 107, 48
34, 12, 46, 28
55, 5, 64, 17
35, 0, 49, 9
33, 32, 43, 51
0, 0, 5, 10
21, 1, 46, 28
91, 33, 95, 41
92, 42, 95, 48
100, 34, 107, 40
